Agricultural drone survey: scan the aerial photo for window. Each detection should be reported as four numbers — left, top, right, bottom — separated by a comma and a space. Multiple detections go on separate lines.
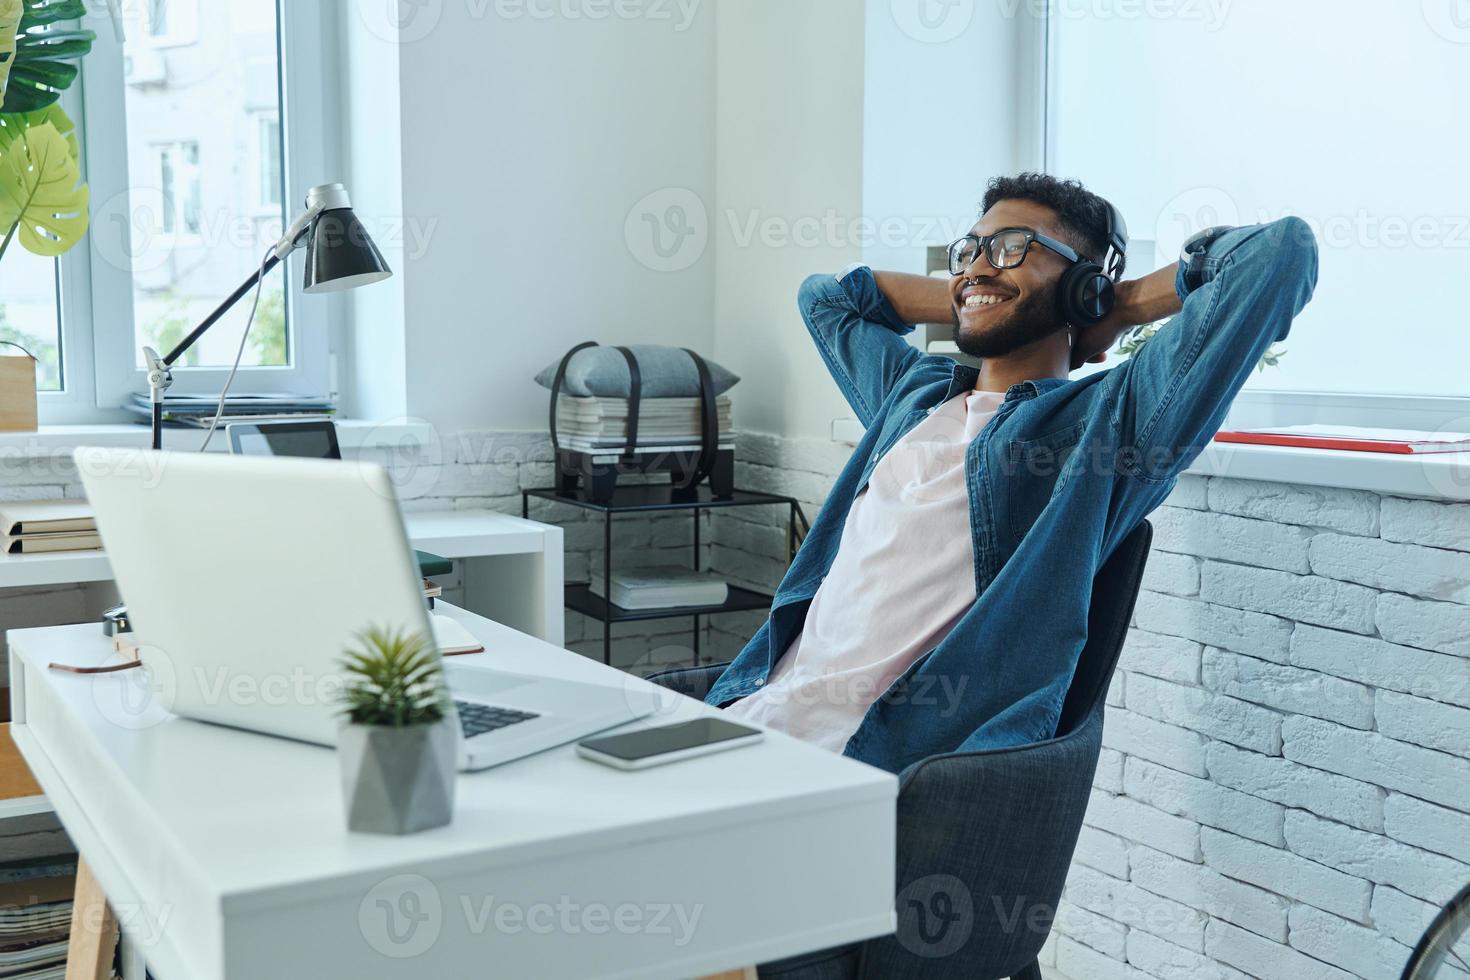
147, 0, 168, 37
51, 0, 338, 421
256, 115, 282, 211
144, 0, 198, 48
1046, 1, 1470, 428
0, 252, 62, 392
156, 141, 202, 238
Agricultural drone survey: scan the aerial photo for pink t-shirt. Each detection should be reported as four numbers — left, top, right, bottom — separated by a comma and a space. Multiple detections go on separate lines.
725, 389, 1006, 752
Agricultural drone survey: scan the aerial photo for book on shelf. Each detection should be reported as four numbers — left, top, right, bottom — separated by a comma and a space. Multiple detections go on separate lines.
0, 858, 76, 980
555, 395, 732, 452
0, 501, 94, 538
1214, 424, 1470, 455
4, 531, 102, 555
588, 565, 730, 610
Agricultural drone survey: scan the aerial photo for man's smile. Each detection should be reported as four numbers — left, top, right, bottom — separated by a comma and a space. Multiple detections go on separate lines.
959, 283, 1018, 314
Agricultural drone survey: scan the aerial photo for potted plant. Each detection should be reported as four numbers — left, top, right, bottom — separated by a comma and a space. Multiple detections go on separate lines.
338, 627, 457, 835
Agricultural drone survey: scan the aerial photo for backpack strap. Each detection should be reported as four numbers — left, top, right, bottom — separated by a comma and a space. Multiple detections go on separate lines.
674, 348, 718, 489
547, 341, 599, 457
613, 346, 642, 460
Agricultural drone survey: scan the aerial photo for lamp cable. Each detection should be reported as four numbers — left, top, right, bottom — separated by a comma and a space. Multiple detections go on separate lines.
197, 244, 275, 452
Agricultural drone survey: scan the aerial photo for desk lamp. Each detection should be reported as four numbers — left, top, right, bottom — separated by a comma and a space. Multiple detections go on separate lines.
140, 183, 392, 450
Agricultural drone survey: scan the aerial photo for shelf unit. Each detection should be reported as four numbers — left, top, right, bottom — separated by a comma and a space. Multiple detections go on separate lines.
524, 486, 806, 666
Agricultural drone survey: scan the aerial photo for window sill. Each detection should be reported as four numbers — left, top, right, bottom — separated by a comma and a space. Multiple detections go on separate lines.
0, 419, 435, 456
830, 417, 1470, 502
1186, 441, 1470, 501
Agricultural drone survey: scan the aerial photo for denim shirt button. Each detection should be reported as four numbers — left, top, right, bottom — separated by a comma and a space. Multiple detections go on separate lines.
754, 678, 765, 687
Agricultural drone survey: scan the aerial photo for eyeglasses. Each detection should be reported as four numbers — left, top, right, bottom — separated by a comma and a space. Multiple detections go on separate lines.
946, 228, 1082, 276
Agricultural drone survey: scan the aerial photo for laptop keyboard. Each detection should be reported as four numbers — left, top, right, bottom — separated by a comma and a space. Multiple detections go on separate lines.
455, 700, 540, 739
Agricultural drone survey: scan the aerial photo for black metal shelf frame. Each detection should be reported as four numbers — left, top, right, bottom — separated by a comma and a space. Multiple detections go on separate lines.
523, 486, 807, 666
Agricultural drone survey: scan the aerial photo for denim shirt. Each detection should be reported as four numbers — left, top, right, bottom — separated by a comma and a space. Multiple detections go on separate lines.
706, 217, 1319, 775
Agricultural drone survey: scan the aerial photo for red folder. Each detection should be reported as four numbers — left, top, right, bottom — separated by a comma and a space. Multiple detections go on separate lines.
1214, 425, 1470, 455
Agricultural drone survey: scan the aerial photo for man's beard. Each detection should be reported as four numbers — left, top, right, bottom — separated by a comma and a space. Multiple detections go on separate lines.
953, 289, 1065, 358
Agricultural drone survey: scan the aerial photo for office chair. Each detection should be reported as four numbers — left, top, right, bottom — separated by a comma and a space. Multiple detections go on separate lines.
649, 519, 1153, 980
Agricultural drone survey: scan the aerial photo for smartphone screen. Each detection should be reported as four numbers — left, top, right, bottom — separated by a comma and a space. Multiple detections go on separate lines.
579, 718, 759, 761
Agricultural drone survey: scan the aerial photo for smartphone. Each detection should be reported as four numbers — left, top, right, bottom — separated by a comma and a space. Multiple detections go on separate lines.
576, 717, 763, 770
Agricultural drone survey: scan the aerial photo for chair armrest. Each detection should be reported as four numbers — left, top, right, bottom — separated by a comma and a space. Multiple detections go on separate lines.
645, 662, 731, 701
858, 710, 1105, 980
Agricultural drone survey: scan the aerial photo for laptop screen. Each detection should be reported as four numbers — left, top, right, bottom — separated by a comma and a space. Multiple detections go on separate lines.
228, 420, 342, 460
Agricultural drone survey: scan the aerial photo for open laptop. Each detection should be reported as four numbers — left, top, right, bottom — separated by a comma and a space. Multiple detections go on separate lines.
225, 419, 342, 460
76, 447, 655, 770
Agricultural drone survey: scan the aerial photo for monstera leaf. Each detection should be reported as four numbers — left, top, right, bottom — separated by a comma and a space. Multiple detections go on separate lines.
0, 0, 93, 113
0, 104, 87, 259
0, 0, 21, 104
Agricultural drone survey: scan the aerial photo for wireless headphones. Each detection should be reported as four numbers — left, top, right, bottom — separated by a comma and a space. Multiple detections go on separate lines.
1057, 199, 1129, 327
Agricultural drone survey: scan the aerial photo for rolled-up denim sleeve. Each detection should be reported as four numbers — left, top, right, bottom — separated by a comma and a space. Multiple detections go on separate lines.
799, 264, 922, 427
1112, 216, 1319, 483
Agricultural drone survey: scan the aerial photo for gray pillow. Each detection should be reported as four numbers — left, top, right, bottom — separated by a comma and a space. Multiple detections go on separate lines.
535, 345, 740, 398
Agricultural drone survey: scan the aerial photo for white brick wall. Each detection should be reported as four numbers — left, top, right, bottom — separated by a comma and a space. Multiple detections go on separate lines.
715, 436, 1470, 980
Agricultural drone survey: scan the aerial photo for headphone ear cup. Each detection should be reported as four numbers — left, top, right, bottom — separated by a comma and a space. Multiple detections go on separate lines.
1058, 261, 1115, 326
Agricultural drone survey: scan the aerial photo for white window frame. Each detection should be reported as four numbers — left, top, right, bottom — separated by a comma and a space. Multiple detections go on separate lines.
43, 0, 340, 423
1037, 1, 1470, 434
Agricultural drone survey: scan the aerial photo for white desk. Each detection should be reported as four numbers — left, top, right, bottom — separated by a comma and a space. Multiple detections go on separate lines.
8, 605, 897, 980
0, 508, 564, 646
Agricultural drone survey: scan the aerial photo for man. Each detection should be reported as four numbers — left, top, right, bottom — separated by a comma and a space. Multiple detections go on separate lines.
714, 173, 1318, 773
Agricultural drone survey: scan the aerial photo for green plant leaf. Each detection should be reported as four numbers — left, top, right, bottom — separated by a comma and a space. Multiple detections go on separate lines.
0, 109, 87, 259
339, 626, 448, 728
0, 0, 21, 104
1116, 317, 1285, 374
0, 101, 77, 157
0, 0, 93, 113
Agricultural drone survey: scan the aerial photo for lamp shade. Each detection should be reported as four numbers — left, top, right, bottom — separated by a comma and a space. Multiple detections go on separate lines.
302, 207, 392, 294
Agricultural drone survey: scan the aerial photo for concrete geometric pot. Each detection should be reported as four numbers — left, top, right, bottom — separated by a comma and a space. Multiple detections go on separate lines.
338, 718, 457, 835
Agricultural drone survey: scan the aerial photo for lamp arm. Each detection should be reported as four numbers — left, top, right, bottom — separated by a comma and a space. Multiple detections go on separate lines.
140, 192, 336, 452
159, 199, 324, 369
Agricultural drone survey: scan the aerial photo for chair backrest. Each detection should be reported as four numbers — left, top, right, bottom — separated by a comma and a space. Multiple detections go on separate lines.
1054, 519, 1154, 736
853, 519, 1155, 980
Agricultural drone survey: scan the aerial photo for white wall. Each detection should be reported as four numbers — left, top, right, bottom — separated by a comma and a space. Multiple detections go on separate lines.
861, 0, 1043, 275
345, 0, 1048, 444
708, 0, 1043, 442
710, 0, 866, 442
342, 0, 718, 433
339, 1, 408, 420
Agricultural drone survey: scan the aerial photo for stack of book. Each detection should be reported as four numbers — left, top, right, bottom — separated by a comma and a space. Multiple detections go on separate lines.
554, 395, 733, 454
1, 501, 100, 555
126, 392, 335, 429
589, 566, 729, 610
0, 859, 75, 980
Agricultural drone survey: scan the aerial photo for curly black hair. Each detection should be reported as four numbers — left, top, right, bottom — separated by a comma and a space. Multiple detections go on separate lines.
981, 172, 1125, 277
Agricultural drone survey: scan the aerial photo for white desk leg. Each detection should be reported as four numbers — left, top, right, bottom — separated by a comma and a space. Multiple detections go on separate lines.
119, 932, 147, 980
460, 525, 564, 646
538, 524, 565, 647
